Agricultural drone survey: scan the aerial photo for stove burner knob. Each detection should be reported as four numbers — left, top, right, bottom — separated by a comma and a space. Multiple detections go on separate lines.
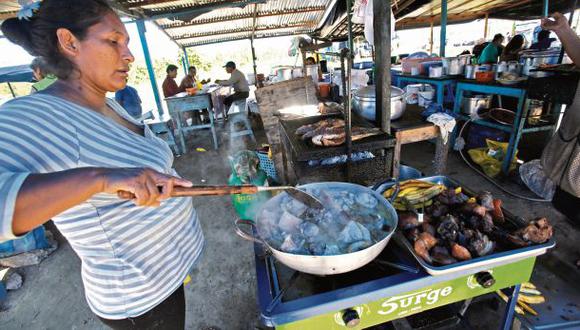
342, 309, 360, 328
475, 271, 496, 288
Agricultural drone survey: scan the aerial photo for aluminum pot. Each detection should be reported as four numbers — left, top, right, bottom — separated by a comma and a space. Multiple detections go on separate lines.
442, 57, 464, 75
465, 65, 476, 79
275, 66, 293, 81
520, 50, 560, 77
352, 85, 406, 121
235, 182, 398, 276
462, 95, 492, 115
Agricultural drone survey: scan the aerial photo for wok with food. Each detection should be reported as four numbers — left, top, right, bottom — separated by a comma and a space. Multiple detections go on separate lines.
235, 182, 398, 275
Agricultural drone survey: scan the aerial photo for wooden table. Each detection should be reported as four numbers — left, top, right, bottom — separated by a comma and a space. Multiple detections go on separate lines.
390, 104, 448, 177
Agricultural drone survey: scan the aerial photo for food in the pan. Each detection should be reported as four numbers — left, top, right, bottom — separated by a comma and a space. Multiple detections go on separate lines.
295, 119, 382, 147
256, 188, 393, 256
393, 182, 554, 266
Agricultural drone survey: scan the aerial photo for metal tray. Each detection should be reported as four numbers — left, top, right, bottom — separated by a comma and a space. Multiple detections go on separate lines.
373, 175, 556, 275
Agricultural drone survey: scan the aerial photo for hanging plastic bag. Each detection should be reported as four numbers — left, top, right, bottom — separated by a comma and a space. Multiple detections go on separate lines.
467, 139, 518, 177
364, 0, 395, 46
351, 0, 368, 25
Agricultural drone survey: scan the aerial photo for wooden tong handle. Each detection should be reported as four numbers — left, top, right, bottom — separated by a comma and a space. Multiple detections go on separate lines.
171, 185, 259, 197
117, 185, 260, 199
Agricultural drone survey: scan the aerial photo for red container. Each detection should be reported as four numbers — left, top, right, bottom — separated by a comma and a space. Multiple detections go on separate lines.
318, 83, 331, 98
476, 71, 494, 83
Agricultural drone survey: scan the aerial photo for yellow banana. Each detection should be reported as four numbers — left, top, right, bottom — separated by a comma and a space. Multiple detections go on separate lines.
497, 291, 525, 315
521, 282, 537, 290
520, 288, 542, 296
518, 294, 545, 304
517, 301, 538, 316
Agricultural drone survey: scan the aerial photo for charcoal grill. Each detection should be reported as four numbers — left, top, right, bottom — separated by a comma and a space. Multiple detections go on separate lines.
279, 114, 396, 186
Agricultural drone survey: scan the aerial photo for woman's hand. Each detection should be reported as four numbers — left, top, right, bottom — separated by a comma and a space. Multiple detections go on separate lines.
100, 168, 193, 207
541, 12, 568, 33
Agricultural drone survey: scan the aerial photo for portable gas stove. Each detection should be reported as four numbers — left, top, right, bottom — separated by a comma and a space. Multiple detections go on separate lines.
254, 239, 533, 330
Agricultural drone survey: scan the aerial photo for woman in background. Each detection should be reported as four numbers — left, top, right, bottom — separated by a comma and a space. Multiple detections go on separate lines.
500, 34, 525, 62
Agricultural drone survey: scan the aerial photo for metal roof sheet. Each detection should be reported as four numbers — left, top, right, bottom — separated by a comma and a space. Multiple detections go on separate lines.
318, 0, 578, 40
117, 0, 333, 46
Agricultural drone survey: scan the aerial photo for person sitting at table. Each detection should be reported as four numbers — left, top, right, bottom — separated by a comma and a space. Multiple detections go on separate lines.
530, 30, 556, 50
179, 66, 198, 90
500, 34, 525, 62
215, 61, 250, 110
115, 83, 142, 119
162, 64, 182, 98
478, 33, 505, 64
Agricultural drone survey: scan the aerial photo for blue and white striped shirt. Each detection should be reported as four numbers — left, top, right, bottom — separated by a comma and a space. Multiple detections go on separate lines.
0, 94, 204, 319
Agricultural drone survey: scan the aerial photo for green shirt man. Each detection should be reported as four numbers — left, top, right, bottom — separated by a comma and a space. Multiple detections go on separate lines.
478, 34, 505, 64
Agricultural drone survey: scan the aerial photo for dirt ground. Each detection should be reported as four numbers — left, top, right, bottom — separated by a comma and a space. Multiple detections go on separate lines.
0, 120, 578, 330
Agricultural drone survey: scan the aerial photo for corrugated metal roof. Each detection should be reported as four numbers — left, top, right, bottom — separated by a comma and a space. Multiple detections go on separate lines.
117, 0, 333, 47
318, 0, 577, 40
2, 1, 576, 46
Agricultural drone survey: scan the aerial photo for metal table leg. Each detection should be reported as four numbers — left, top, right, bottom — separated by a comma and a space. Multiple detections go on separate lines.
450, 84, 465, 148
173, 110, 187, 154
208, 108, 219, 149
502, 93, 528, 174
436, 81, 445, 105
501, 284, 521, 330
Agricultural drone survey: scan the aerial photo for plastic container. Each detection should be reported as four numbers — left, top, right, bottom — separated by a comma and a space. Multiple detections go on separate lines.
318, 82, 331, 98
418, 90, 435, 107
405, 84, 433, 104
476, 71, 494, 83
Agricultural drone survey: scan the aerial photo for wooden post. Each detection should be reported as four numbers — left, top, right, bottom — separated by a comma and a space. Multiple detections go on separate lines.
373, 0, 392, 133
429, 19, 434, 54
484, 13, 489, 39
250, 38, 258, 85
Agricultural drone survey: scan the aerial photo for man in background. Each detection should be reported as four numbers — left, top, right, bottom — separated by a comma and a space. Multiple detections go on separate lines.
30, 58, 57, 93
180, 66, 198, 90
215, 61, 250, 110
530, 30, 556, 50
478, 33, 505, 64
115, 84, 143, 119
162, 64, 182, 98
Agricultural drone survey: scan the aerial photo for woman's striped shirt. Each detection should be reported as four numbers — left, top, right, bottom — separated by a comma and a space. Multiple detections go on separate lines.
0, 94, 204, 319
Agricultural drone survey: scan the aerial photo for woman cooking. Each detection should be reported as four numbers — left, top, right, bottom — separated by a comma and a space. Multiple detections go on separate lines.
0, 1, 204, 329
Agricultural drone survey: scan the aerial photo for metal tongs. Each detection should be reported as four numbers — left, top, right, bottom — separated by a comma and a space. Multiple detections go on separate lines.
119, 185, 324, 209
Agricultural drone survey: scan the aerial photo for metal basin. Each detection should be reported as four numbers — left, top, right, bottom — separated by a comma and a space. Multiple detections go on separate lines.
352, 85, 406, 121
235, 182, 398, 276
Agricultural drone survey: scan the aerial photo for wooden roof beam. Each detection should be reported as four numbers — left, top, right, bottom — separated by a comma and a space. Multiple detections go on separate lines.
122, 0, 217, 10
174, 22, 315, 40
182, 29, 311, 47
160, 5, 326, 29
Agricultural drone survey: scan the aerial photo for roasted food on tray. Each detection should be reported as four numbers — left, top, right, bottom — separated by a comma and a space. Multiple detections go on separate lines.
256, 187, 393, 256
295, 118, 382, 147
390, 180, 554, 266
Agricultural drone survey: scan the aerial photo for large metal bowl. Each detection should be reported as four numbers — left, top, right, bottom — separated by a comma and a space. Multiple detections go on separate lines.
235, 182, 398, 275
